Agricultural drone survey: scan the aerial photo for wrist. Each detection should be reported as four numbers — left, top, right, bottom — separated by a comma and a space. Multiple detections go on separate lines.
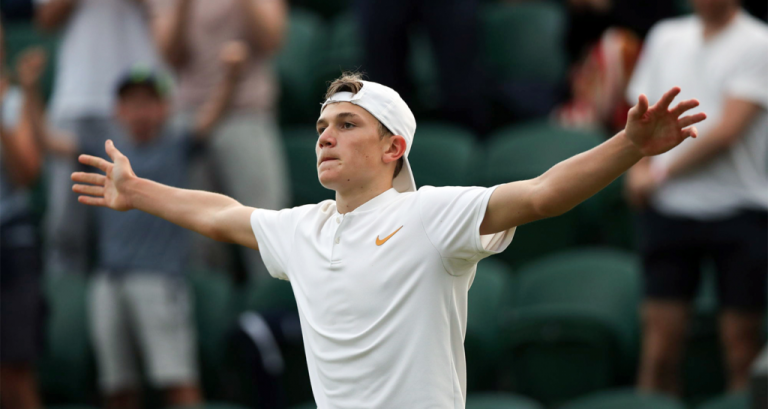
122, 174, 143, 210
619, 130, 645, 160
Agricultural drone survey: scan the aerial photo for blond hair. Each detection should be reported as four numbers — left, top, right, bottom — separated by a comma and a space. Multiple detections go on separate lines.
325, 72, 404, 178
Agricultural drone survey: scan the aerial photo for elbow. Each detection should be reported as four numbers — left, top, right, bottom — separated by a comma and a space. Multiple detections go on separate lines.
531, 181, 571, 220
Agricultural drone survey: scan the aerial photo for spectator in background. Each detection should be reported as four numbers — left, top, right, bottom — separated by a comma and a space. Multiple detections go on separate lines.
148, 0, 290, 281
625, 0, 768, 396
356, 0, 490, 134
0, 37, 47, 409
35, 0, 161, 276
49, 43, 248, 409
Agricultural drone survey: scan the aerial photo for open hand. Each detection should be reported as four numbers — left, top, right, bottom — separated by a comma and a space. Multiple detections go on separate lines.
625, 87, 707, 156
71, 140, 135, 211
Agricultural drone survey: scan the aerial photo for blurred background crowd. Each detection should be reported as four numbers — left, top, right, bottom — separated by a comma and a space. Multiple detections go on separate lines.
0, 0, 766, 409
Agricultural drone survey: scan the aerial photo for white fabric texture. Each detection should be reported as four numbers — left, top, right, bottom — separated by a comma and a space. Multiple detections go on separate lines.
35, 0, 161, 119
627, 11, 768, 219
322, 81, 418, 193
250, 186, 515, 408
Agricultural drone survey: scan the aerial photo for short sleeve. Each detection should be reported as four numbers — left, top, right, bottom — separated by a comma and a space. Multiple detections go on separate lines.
250, 207, 303, 281
724, 40, 768, 108
418, 186, 515, 267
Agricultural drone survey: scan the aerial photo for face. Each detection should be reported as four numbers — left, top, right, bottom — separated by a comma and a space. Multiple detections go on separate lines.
691, 0, 739, 22
115, 86, 169, 143
315, 102, 405, 193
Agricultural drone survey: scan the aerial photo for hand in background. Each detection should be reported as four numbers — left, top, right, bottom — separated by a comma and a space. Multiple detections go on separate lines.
220, 40, 249, 81
625, 87, 707, 157
72, 140, 136, 211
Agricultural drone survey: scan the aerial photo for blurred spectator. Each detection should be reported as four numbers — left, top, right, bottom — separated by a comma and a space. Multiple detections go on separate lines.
52, 45, 246, 408
625, 0, 768, 396
35, 0, 161, 276
356, 0, 490, 134
147, 0, 290, 281
0, 40, 47, 409
553, 27, 641, 133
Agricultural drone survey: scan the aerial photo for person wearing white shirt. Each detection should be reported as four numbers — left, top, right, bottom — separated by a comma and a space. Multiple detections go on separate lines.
625, 0, 768, 396
72, 72, 705, 408
35, 0, 161, 276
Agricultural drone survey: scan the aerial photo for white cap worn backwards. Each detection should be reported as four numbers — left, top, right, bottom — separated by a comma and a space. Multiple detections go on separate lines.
321, 80, 418, 193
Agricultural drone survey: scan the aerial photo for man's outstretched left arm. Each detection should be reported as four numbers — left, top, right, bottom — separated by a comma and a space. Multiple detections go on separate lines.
479, 87, 706, 235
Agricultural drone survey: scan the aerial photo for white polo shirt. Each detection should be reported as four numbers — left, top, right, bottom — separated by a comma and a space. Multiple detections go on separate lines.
250, 186, 514, 408
627, 11, 768, 220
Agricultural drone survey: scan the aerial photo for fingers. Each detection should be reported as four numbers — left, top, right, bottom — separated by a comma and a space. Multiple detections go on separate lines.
77, 196, 107, 207
678, 113, 707, 128
78, 154, 111, 173
670, 99, 700, 116
73, 184, 104, 197
654, 87, 681, 111
681, 126, 698, 139
630, 94, 649, 119
105, 139, 123, 162
71, 171, 106, 185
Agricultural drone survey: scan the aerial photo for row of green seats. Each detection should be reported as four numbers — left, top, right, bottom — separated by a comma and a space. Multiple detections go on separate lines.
282, 120, 631, 267
288, 390, 749, 409
276, 1, 568, 125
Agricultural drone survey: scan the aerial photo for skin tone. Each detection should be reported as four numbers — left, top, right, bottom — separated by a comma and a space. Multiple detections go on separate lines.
628, 0, 765, 395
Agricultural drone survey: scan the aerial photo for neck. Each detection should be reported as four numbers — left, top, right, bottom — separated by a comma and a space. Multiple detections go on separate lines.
702, 7, 739, 39
334, 179, 393, 214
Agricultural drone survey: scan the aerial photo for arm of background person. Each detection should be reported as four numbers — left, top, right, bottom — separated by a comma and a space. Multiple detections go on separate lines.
479, 87, 706, 235
35, 0, 78, 32
193, 41, 247, 138
239, 0, 286, 55
663, 98, 763, 178
151, 0, 193, 69
72, 140, 259, 250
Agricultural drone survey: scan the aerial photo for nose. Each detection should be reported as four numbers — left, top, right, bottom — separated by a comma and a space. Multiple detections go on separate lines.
318, 128, 335, 149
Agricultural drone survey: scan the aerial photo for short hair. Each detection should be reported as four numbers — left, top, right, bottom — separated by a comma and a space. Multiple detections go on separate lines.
325, 72, 404, 178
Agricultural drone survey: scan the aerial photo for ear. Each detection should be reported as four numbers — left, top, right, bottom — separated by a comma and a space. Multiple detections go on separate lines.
382, 134, 407, 165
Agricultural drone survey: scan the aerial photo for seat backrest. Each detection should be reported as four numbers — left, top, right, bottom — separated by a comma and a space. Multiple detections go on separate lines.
559, 389, 687, 409
480, 2, 567, 84
276, 9, 328, 125
409, 121, 477, 188
3, 21, 60, 102
466, 392, 544, 409
282, 126, 335, 206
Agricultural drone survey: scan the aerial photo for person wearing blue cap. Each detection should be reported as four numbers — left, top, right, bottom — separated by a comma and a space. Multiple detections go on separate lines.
53, 41, 248, 409
73, 72, 705, 408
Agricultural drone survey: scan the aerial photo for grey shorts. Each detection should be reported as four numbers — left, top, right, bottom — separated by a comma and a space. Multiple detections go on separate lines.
89, 273, 199, 392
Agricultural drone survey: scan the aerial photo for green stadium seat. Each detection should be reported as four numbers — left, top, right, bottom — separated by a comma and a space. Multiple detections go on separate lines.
37, 274, 97, 405
246, 275, 297, 313
482, 122, 606, 266
2, 21, 60, 102
276, 9, 328, 125
314, 13, 363, 102
465, 258, 514, 392
409, 121, 477, 188
282, 126, 335, 206
497, 248, 642, 406
188, 269, 239, 401
289, 402, 317, 409
480, 2, 567, 84
697, 392, 749, 409
466, 392, 544, 409
559, 389, 686, 409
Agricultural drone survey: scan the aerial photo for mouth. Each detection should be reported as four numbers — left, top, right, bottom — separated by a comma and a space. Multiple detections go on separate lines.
318, 157, 339, 166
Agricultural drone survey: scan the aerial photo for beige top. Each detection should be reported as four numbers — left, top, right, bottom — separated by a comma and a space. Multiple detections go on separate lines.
150, 0, 277, 114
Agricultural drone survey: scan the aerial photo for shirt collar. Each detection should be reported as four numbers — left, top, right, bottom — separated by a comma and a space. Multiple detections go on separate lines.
344, 188, 401, 215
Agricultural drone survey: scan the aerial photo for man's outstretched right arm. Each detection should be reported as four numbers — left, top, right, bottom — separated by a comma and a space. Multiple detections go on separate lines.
72, 140, 259, 250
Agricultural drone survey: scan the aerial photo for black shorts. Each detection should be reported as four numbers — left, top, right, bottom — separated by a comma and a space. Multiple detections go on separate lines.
0, 216, 46, 364
636, 208, 768, 312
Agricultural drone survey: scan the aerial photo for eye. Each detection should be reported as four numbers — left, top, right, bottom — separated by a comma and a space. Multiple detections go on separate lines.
317, 127, 326, 135
341, 122, 355, 130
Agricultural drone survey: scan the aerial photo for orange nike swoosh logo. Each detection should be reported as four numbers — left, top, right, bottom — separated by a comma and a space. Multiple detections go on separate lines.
376, 226, 403, 246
